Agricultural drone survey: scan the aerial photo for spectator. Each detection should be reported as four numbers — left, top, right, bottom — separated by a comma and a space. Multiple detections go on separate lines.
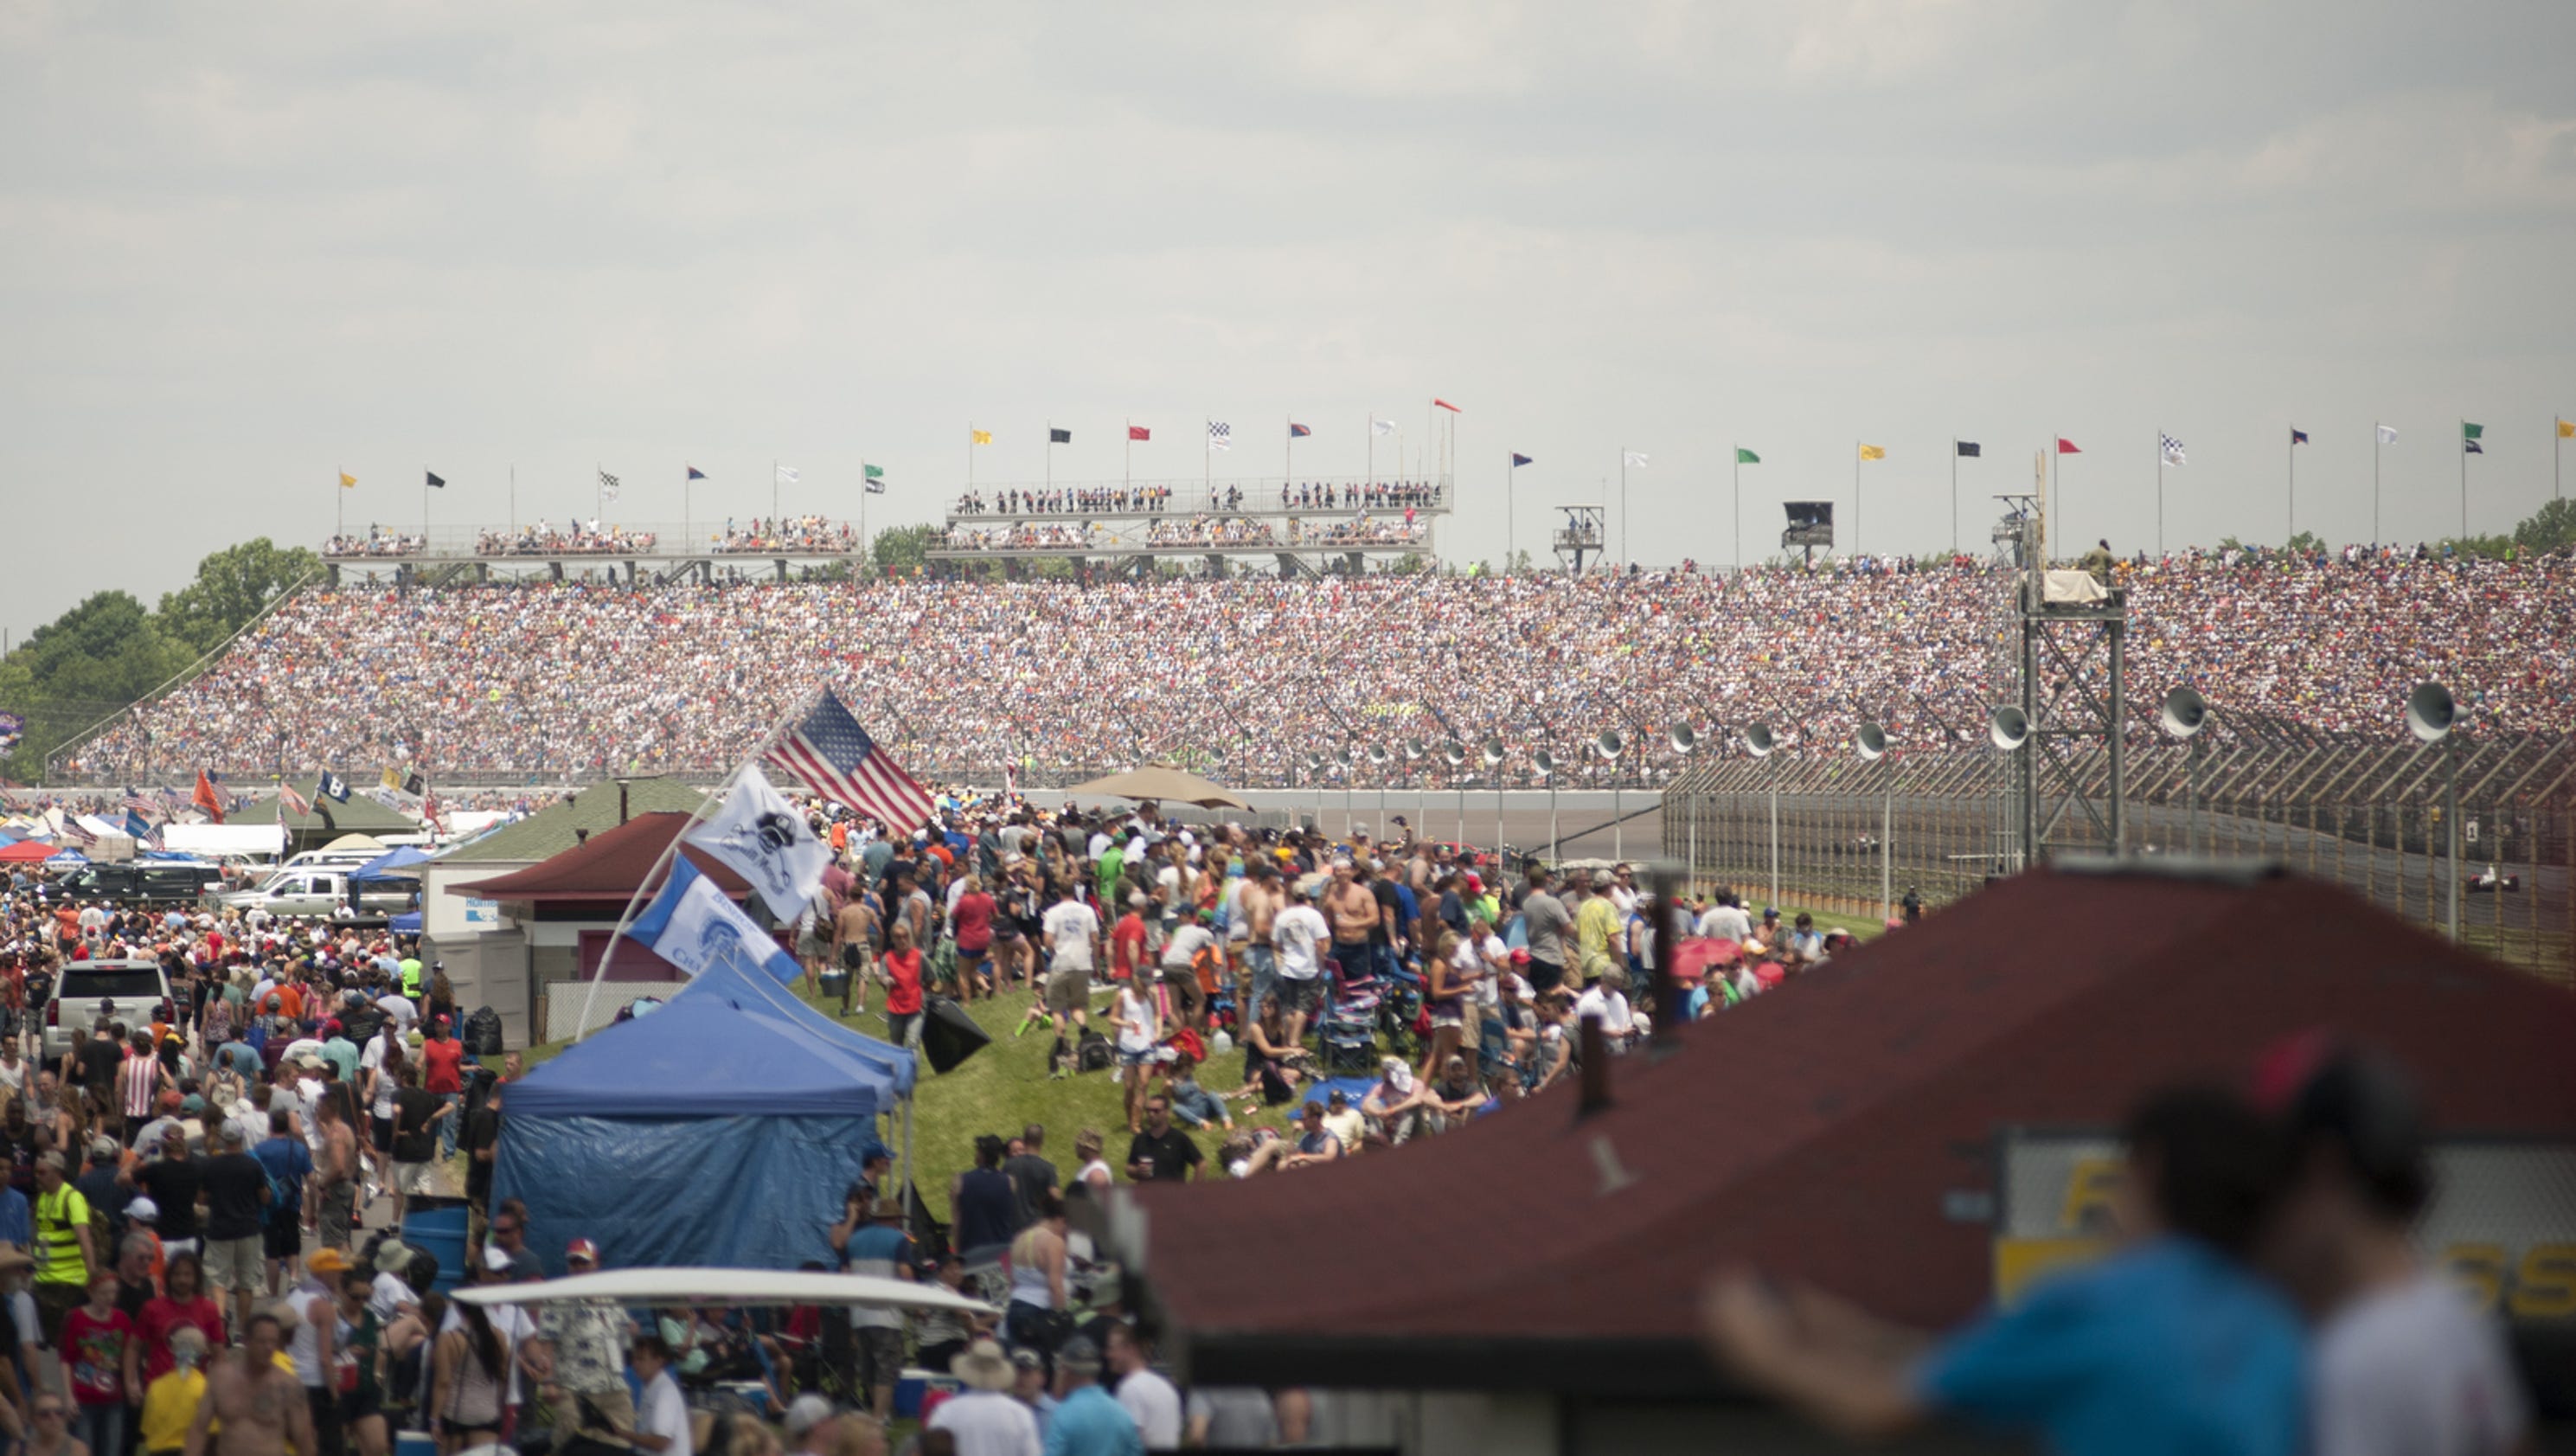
1104, 1324, 1178, 1451
927, 1339, 1041, 1456
1038, 1335, 1135, 1456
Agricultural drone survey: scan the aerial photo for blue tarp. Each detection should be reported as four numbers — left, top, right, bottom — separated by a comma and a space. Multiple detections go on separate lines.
349, 846, 433, 883
494, 952, 919, 1273
388, 911, 422, 933
46, 850, 87, 865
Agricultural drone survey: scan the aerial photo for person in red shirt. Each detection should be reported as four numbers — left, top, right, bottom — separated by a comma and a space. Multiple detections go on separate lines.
949, 876, 996, 1003
420, 1017, 467, 1161
881, 921, 924, 1051
1109, 895, 1150, 984
61, 1271, 138, 1456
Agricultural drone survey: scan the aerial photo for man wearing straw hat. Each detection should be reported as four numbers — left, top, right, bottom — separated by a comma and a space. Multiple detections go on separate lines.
926, 1337, 1040, 1456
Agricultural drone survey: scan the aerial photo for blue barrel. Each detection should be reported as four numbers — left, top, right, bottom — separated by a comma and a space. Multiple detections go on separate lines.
395, 1434, 437, 1456
402, 1196, 471, 1295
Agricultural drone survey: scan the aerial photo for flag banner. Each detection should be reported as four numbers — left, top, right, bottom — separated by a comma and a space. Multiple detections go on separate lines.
971, 430, 992, 446
2057, 438, 2082, 454
2560, 419, 2574, 439
777, 464, 802, 483
317, 771, 350, 803
1372, 418, 1396, 436
1511, 453, 1533, 467
1736, 448, 1760, 464
685, 762, 832, 926
403, 771, 426, 797
1859, 445, 1886, 461
0, 712, 22, 751
764, 688, 934, 832
122, 790, 155, 814
2463, 422, 2484, 453
2291, 430, 2310, 446
863, 464, 885, 480
1129, 426, 1150, 441
1433, 398, 1463, 413
1957, 442, 1981, 458
2160, 433, 2187, 466
192, 769, 226, 826
1208, 421, 1232, 452
688, 465, 707, 480
2377, 424, 2400, 445
279, 782, 313, 818
866, 479, 886, 495
425, 471, 445, 489
338, 471, 356, 489
1290, 422, 1311, 438
381, 766, 403, 792
599, 470, 621, 502
628, 856, 804, 987
1624, 451, 1649, 468
2465, 440, 2484, 454
123, 810, 151, 842
1049, 427, 1072, 444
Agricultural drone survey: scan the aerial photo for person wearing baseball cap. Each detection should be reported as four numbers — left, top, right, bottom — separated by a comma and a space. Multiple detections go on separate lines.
527, 1235, 638, 1447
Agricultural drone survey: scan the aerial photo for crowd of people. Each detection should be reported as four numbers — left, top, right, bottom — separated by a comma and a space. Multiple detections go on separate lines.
73, 547, 2576, 786
321, 531, 426, 559
710, 519, 860, 555
948, 481, 1446, 519
471, 524, 662, 558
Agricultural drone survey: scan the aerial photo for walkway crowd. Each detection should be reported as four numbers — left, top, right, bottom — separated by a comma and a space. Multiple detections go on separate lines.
80, 548, 2576, 788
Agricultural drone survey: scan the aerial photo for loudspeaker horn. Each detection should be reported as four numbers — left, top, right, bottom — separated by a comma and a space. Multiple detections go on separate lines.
1855, 722, 1887, 760
1990, 705, 2031, 752
1741, 722, 1775, 758
1335, 745, 1355, 767
1403, 738, 1426, 760
1597, 729, 1625, 760
1441, 739, 1468, 766
1366, 744, 1390, 766
1533, 750, 1559, 776
1480, 735, 1506, 766
2405, 682, 2456, 744
1669, 722, 1699, 754
2159, 686, 2208, 741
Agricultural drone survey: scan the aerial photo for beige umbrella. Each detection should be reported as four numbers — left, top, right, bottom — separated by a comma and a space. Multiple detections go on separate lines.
1064, 764, 1251, 811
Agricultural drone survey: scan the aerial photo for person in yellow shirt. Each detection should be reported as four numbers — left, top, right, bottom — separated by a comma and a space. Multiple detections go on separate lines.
1573, 872, 1623, 985
141, 1326, 208, 1455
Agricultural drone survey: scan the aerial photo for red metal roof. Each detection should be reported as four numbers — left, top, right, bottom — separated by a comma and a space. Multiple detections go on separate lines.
1118, 864, 2576, 1392
445, 811, 750, 908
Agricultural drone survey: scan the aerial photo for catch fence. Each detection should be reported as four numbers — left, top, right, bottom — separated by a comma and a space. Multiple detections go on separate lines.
1663, 733, 2576, 986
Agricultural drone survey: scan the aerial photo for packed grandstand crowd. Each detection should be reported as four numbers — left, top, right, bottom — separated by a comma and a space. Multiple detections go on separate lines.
952, 481, 1445, 517
65, 542, 2576, 785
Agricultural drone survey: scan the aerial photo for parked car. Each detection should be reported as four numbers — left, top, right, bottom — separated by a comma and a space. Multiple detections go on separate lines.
213, 869, 413, 921
50, 862, 226, 907
40, 959, 173, 1061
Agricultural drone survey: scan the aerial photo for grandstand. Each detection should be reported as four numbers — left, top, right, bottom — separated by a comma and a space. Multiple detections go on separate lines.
930, 476, 1450, 577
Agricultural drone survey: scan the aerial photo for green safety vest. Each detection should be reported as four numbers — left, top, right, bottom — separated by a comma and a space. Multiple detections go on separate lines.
400, 959, 423, 996
34, 1183, 89, 1286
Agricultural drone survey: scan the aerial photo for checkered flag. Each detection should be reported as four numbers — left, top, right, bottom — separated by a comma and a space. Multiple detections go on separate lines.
599, 468, 621, 501
2159, 433, 2186, 467
1208, 420, 1232, 452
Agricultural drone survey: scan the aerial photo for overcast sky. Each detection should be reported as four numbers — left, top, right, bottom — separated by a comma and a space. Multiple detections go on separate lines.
5, 0, 2573, 641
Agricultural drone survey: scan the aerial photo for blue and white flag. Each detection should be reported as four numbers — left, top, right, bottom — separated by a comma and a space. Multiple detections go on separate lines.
684, 763, 831, 926
318, 771, 352, 803
628, 856, 804, 987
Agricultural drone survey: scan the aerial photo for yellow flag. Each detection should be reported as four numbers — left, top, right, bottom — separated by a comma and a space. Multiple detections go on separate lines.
2560, 419, 2574, 439
338, 471, 357, 488
1859, 444, 1886, 460
971, 429, 993, 446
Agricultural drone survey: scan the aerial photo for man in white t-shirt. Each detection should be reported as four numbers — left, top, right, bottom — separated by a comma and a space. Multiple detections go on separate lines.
1268, 881, 1332, 1046
1572, 967, 1638, 1050
622, 1334, 694, 1456
927, 1339, 1041, 1456
2265, 1043, 2527, 1456
1038, 888, 1101, 1033
1697, 891, 1754, 944
1107, 1322, 1182, 1450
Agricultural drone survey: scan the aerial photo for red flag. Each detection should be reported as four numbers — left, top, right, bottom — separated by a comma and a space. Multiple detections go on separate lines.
1128, 426, 1150, 441
1433, 398, 1463, 414
2056, 438, 2081, 454
192, 768, 227, 826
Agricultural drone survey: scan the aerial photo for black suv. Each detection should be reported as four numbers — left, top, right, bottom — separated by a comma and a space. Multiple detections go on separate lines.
51, 862, 225, 907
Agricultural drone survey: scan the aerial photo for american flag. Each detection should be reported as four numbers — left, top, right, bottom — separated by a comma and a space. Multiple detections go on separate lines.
122, 789, 157, 815
279, 781, 313, 818
762, 689, 933, 833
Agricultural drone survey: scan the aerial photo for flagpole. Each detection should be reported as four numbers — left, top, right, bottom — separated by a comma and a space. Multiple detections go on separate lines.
2458, 419, 2466, 541
1125, 420, 1132, 491
772, 459, 779, 523
2050, 438, 2060, 564
1619, 448, 1628, 567
1852, 439, 1861, 559
1951, 439, 1958, 556
2287, 428, 2295, 543
1506, 451, 1516, 576
1732, 447, 1741, 573
571, 684, 823, 1042
336, 470, 343, 542
2374, 425, 2382, 545
2154, 431, 2163, 558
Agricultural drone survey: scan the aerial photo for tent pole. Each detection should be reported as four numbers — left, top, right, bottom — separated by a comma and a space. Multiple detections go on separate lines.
898, 1088, 917, 1234
571, 686, 820, 1042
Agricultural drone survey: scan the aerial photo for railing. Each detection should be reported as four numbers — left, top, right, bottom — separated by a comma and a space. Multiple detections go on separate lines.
1664, 735, 2576, 985
946, 478, 1450, 522
932, 515, 1433, 555
321, 521, 863, 561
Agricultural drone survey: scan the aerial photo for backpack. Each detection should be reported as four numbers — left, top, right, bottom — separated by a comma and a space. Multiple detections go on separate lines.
1075, 1028, 1113, 1074
254, 1146, 298, 1227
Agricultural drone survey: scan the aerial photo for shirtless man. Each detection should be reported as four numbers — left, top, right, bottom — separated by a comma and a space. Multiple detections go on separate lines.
185, 1310, 315, 1456
830, 890, 879, 1017
1237, 860, 1282, 1026
313, 1094, 359, 1251
1326, 859, 1380, 982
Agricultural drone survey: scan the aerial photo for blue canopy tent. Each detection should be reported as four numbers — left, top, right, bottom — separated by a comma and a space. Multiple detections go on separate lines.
387, 911, 422, 933
349, 845, 433, 882
494, 952, 915, 1273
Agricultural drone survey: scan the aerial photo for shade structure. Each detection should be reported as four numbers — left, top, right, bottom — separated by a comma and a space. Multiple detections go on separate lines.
0, 839, 60, 863
453, 1267, 997, 1317
494, 949, 920, 1273
349, 845, 433, 882
1065, 764, 1250, 810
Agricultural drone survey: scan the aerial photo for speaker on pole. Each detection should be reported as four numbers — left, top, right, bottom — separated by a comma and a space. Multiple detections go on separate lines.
1480, 735, 1507, 766
1855, 722, 1887, 760
1989, 706, 2031, 752
1741, 723, 1775, 758
2405, 682, 2456, 744
2159, 686, 2208, 740
1533, 750, 1558, 776
1440, 740, 1468, 767
1669, 722, 1699, 754
1596, 729, 1625, 760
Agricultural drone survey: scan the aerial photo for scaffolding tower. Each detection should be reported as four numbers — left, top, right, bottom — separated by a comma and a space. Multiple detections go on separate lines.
1997, 489, 2129, 868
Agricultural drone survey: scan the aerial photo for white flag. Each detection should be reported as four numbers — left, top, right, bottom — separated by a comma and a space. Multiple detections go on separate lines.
1208, 421, 1232, 452
1624, 451, 1650, 469
2376, 424, 2399, 445
2159, 433, 2187, 467
776, 464, 800, 484
1371, 418, 1397, 436
684, 762, 831, 926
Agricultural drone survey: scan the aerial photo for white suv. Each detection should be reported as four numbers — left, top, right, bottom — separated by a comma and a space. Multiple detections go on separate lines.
42, 959, 174, 1061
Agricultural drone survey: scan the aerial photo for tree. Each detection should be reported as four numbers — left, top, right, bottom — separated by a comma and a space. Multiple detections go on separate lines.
868, 523, 945, 575
0, 590, 182, 776
2513, 498, 2576, 554
157, 538, 322, 657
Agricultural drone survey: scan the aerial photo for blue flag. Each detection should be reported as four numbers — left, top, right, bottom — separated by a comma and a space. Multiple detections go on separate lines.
628, 857, 803, 987
1511, 453, 1532, 467
123, 811, 151, 842
687, 465, 707, 480
317, 771, 351, 803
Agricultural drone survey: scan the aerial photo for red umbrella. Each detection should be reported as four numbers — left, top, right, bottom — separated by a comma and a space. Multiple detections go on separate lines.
1670, 937, 1741, 986
0, 839, 62, 863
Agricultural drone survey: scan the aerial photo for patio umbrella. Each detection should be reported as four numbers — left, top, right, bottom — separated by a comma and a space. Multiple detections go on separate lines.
1063, 765, 1250, 811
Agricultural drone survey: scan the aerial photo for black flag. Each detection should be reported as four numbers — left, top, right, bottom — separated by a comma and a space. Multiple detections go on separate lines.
425, 471, 446, 488
1049, 428, 1072, 444
1955, 442, 1981, 458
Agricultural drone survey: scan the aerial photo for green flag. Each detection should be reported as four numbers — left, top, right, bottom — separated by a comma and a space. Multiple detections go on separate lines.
2464, 422, 2485, 455
863, 464, 885, 479
1736, 447, 1760, 465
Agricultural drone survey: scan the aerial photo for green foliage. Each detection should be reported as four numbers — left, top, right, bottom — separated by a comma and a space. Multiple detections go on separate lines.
2286, 530, 2326, 554
156, 538, 321, 657
868, 523, 945, 574
2513, 498, 2576, 553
